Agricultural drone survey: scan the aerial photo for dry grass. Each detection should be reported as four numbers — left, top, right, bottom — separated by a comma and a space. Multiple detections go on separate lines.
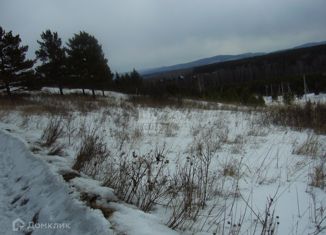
0, 94, 68, 116
293, 134, 320, 157
0, 93, 116, 117
130, 127, 143, 143
127, 95, 185, 109
41, 117, 64, 147
264, 102, 326, 134
127, 94, 258, 111
72, 129, 110, 177
309, 158, 326, 189
0, 94, 36, 107
222, 163, 239, 178
310, 165, 325, 189
47, 143, 65, 156
160, 121, 179, 137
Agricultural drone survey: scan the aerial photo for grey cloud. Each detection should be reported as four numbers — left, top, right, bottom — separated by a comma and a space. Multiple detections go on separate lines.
1, 0, 326, 72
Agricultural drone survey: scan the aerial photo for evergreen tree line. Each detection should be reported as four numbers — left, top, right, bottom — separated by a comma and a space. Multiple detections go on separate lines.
0, 26, 144, 97
141, 72, 326, 105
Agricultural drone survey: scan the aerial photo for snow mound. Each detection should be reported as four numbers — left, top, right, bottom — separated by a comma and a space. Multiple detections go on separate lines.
0, 131, 114, 235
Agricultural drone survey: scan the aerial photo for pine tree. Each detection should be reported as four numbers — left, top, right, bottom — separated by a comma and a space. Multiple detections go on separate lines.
35, 30, 66, 95
130, 69, 142, 94
0, 26, 34, 96
66, 31, 112, 96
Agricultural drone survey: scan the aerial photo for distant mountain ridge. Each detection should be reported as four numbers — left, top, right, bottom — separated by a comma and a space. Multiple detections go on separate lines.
140, 52, 265, 76
293, 41, 326, 49
140, 40, 326, 77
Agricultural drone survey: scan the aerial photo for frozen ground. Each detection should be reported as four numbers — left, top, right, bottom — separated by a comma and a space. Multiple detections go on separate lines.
0, 90, 325, 235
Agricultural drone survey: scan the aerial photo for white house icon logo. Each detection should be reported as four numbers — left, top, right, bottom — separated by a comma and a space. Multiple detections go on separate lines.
12, 218, 25, 232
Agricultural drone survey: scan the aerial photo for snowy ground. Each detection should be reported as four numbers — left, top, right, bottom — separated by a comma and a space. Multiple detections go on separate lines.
263, 93, 326, 106
0, 90, 325, 235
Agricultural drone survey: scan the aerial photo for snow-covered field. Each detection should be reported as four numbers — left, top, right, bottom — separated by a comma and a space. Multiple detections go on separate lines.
0, 90, 325, 235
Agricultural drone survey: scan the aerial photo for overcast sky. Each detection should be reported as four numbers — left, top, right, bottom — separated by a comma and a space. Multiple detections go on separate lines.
1, 0, 326, 72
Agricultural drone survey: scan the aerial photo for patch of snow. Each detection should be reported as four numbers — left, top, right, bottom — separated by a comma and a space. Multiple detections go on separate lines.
70, 177, 117, 202
109, 202, 179, 235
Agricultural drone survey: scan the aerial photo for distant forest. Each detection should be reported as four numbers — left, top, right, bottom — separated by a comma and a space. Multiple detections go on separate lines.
1, 25, 326, 105
143, 45, 326, 105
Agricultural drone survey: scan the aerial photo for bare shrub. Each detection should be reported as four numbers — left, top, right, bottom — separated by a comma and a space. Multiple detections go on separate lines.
103, 147, 169, 212
308, 190, 326, 234
166, 158, 202, 229
231, 190, 281, 235
167, 135, 220, 230
194, 140, 219, 205
260, 196, 279, 235
73, 130, 110, 178
41, 117, 64, 147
